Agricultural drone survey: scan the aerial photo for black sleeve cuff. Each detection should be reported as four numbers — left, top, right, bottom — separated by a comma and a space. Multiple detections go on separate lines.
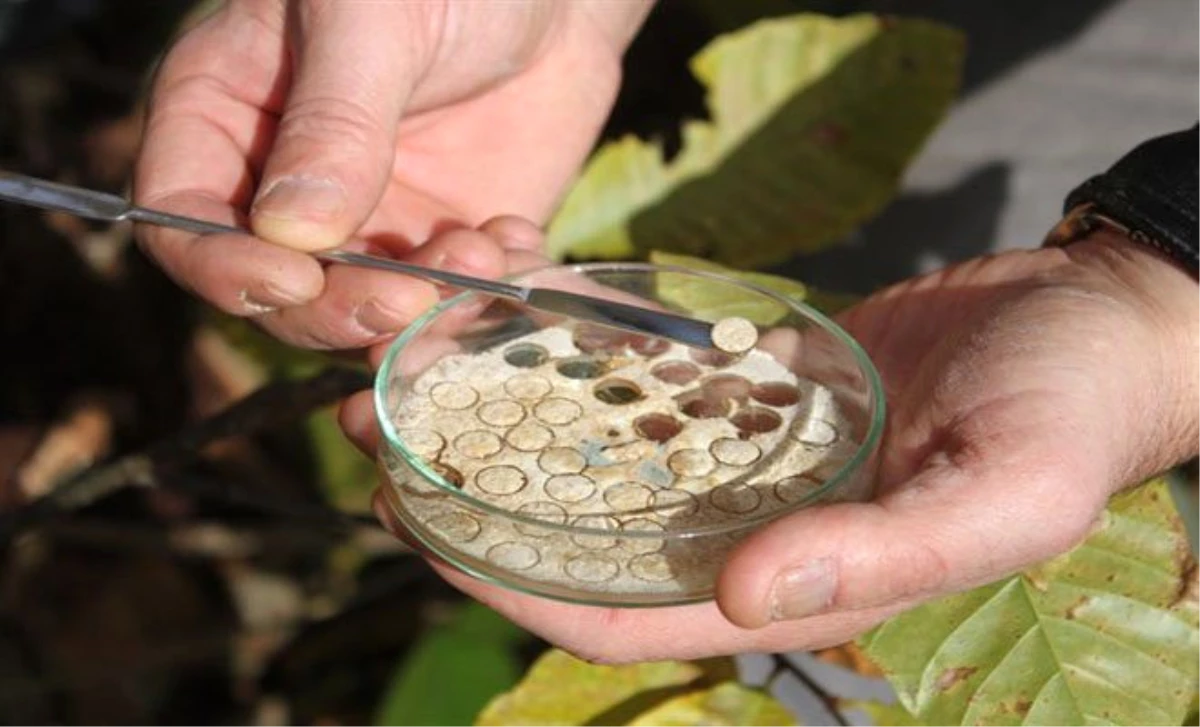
1065, 125, 1198, 275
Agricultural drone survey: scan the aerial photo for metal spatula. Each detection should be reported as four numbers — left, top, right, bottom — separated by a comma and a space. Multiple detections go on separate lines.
0, 171, 717, 349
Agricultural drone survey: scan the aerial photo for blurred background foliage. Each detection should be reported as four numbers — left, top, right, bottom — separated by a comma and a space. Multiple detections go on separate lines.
0, 0, 1194, 725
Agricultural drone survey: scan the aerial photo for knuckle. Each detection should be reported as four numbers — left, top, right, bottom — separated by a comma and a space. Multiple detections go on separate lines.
277, 95, 389, 154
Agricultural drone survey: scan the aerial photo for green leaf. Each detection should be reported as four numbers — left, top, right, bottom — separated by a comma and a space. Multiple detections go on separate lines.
375, 603, 526, 726
305, 405, 377, 512
859, 479, 1200, 726
205, 310, 333, 380
627, 681, 797, 726
476, 648, 737, 726
650, 251, 859, 324
547, 14, 963, 267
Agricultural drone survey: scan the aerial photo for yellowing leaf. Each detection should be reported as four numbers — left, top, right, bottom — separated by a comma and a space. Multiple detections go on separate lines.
860, 480, 1200, 726
627, 681, 797, 726
650, 251, 858, 326
547, 15, 963, 267
475, 648, 736, 726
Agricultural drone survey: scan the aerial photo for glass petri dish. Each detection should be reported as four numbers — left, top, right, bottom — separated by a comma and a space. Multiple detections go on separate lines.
374, 263, 884, 607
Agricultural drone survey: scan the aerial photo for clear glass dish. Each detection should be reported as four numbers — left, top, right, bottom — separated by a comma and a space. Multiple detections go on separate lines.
374, 263, 884, 607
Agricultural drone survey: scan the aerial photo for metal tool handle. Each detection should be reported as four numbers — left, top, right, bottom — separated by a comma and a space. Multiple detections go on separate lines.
0, 170, 715, 348
0, 171, 528, 300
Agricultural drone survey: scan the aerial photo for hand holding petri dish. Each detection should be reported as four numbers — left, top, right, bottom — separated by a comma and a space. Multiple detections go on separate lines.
374, 263, 884, 606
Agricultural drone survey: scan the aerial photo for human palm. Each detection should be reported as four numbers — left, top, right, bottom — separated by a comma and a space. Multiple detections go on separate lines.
351, 234, 1196, 662
134, 0, 646, 349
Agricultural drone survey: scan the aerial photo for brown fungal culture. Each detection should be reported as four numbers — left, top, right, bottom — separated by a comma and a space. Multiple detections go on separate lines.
383, 320, 861, 605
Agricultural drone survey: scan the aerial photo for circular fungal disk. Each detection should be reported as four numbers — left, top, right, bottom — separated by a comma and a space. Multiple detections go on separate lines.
702, 374, 752, 404
426, 512, 482, 542
676, 391, 731, 419
621, 518, 666, 554
689, 347, 738, 368
487, 542, 540, 570
570, 515, 620, 550
565, 553, 619, 583
503, 343, 548, 368
557, 357, 606, 380
515, 501, 568, 537
545, 474, 596, 503
711, 317, 758, 354
631, 336, 670, 357
651, 360, 701, 385
573, 324, 630, 354
538, 447, 587, 475
668, 449, 716, 478
775, 473, 821, 504
709, 484, 762, 514
505, 422, 554, 451
477, 400, 526, 427
430, 382, 478, 410
710, 438, 761, 466
751, 382, 801, 407
533, 397, 583, 425
396, 429, 445, 460
650, 489, 699, 519
731, 407, 783, 434
504, 374, 552, 399
634, 413, 683, 443
629, 553, 675, 582
475, 465, 527, 495
594, 379, 644, 405
603, 482, 654, 512
453, 430, 503, 459
794, 419, 839, 447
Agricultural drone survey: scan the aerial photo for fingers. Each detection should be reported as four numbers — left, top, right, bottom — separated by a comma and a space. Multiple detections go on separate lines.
134, 192, 326, 315
255, 227, 508, 349
715, 455, 1104, 630
339, 389, 377, 455
479, 215, 546, 253
250, 2, 436, 251
367, 488, 908, 662
134, 4, 326, 312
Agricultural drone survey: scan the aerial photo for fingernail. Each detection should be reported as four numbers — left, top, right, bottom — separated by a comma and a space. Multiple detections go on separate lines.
355, 299, 407, 334
769, 558, 837, 622
238, 289, 277, 315
253, 176, 346, 222
239, 280, 313, 314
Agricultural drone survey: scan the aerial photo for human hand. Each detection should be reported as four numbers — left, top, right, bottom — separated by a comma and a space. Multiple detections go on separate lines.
343, 229, 1198, 662
133, 0, 651, 349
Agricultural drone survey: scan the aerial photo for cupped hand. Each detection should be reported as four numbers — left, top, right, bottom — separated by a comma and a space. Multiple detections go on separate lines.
133, 0, 650, 349
342, 230, 1198, 663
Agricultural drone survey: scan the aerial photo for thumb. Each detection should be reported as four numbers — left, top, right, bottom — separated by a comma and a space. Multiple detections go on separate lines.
251, 2, 434, 251
715, 459, 1103, 629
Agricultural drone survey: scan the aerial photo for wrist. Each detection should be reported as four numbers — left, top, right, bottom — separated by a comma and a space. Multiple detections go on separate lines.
1065, 229, 1200, 479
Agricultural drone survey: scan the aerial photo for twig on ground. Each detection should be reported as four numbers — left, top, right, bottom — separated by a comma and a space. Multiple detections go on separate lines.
12, 392, 125, 501
0, 367, 371, 543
